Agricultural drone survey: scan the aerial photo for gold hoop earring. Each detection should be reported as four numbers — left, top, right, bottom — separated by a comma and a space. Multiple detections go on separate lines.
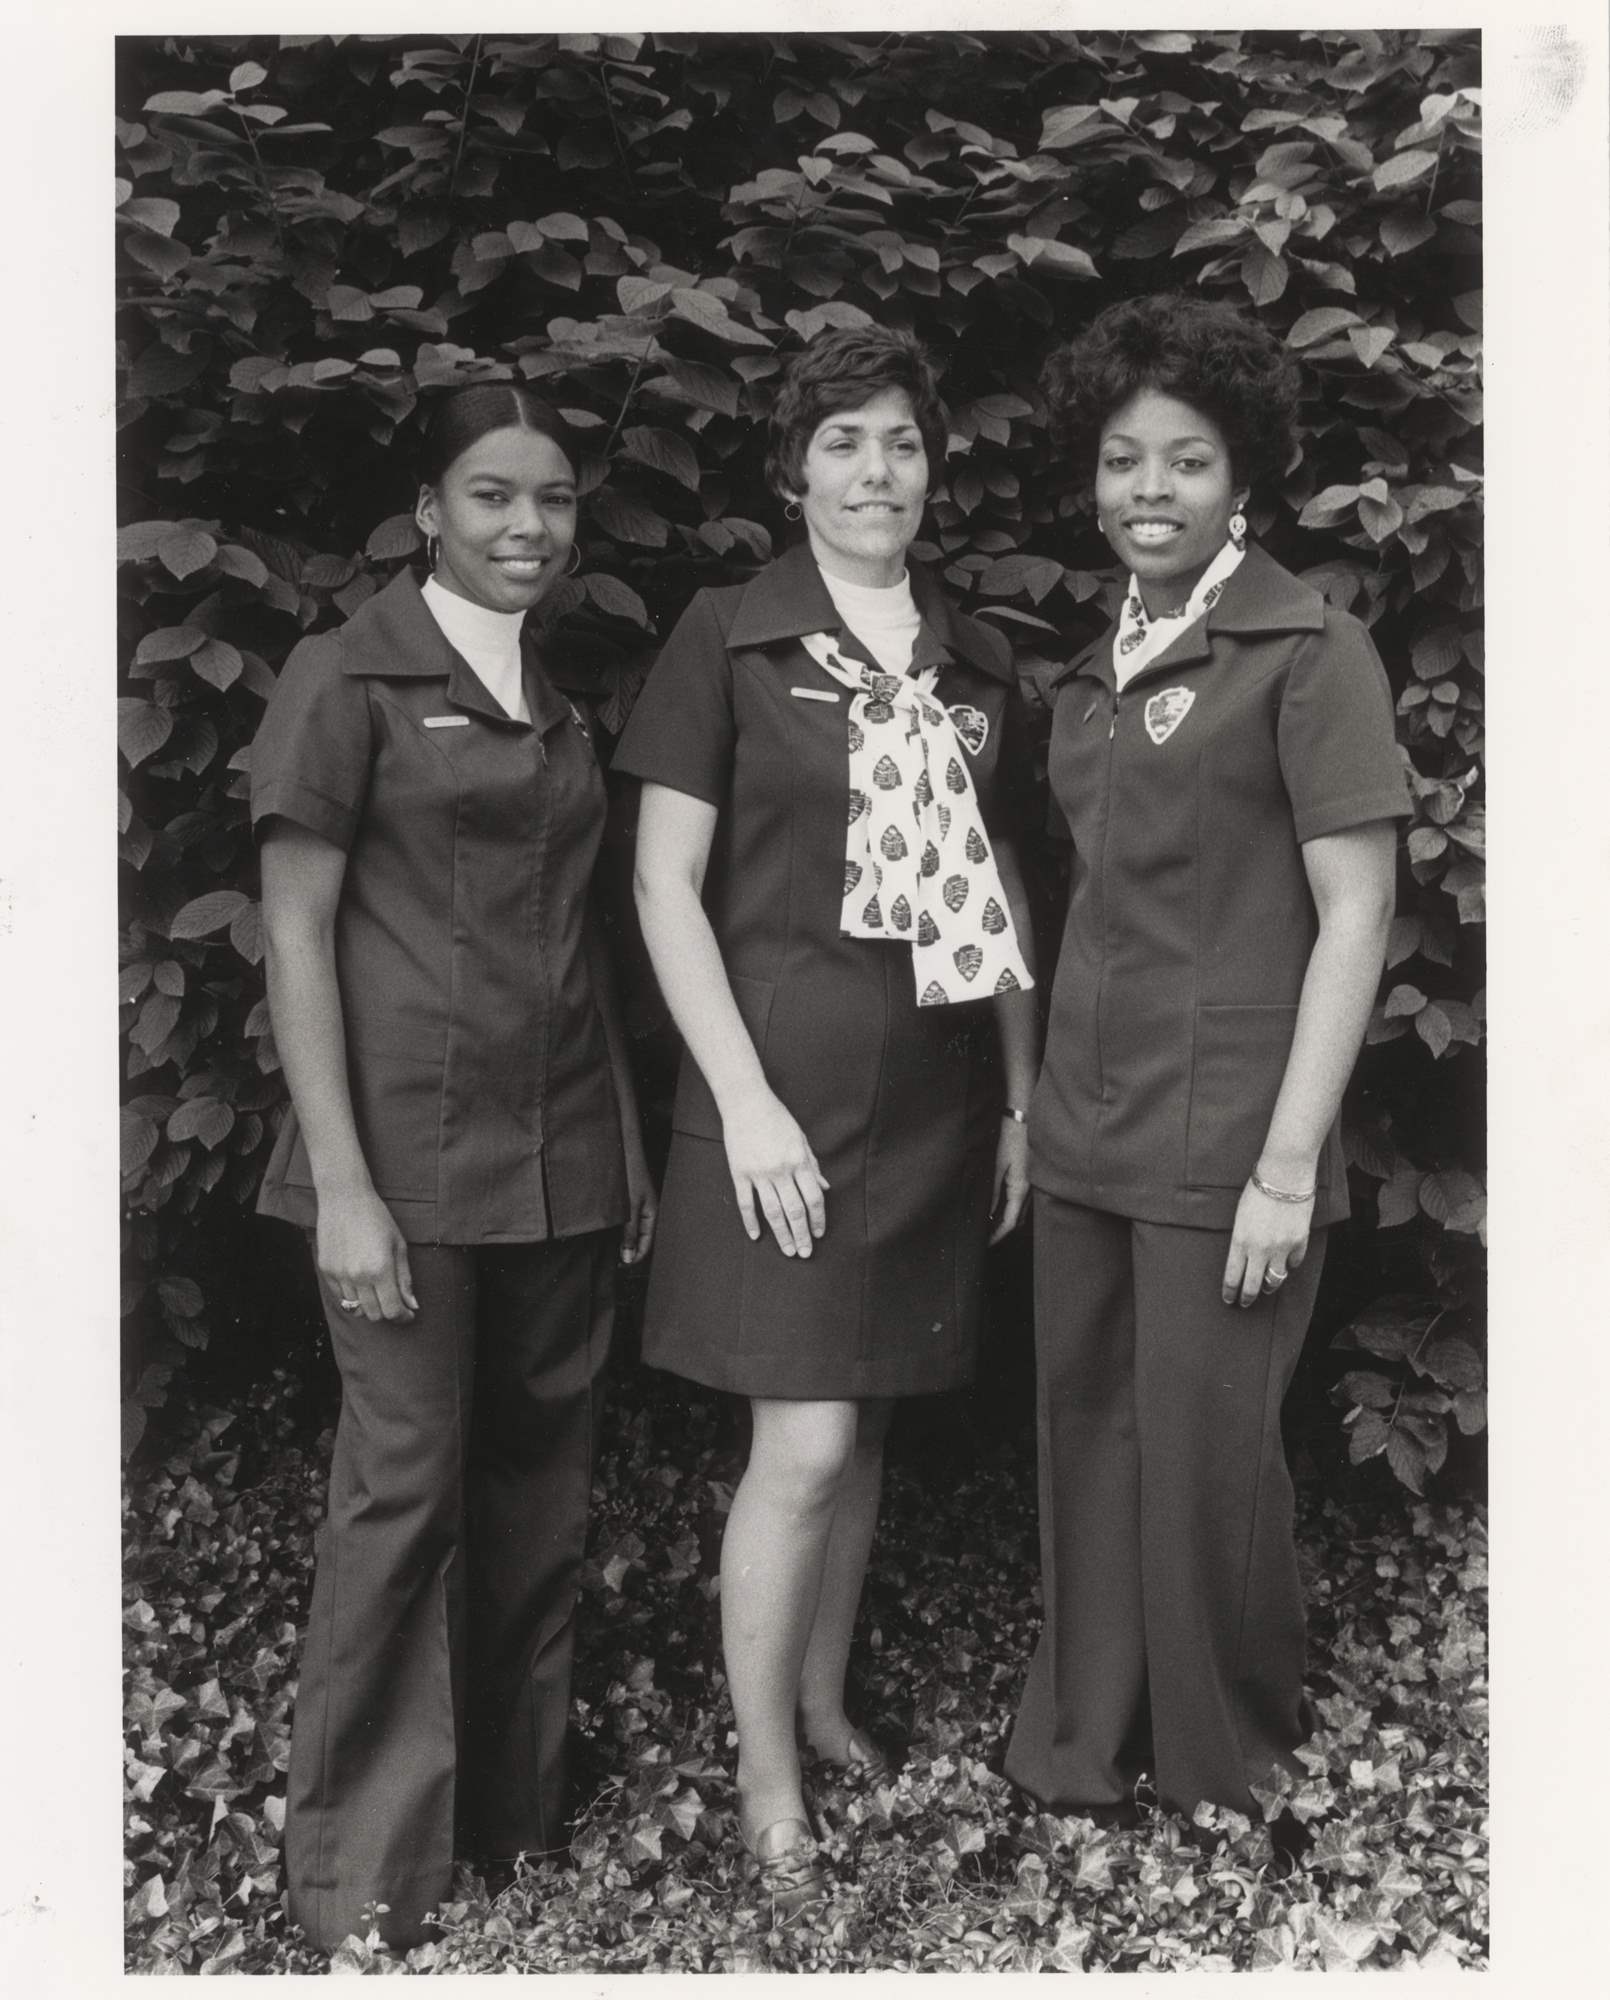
784, 501, 803, 522
566, 545, 582, 576
426, 533, 440, 570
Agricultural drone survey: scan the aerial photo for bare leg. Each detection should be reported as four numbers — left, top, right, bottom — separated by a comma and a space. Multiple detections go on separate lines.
797, 1398, 894, 1761
722, 1397, 859, 1843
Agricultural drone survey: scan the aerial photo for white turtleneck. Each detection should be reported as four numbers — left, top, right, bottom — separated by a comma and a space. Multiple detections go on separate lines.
820, 568, 922, 679
421, 574, 530, 722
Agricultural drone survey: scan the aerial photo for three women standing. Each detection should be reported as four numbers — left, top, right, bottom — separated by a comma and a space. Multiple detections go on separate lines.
258, 295, 1407, 1945
255, 386, 654, 1952
616, 327, 1039, 1906
1006, 295, 1408, 1821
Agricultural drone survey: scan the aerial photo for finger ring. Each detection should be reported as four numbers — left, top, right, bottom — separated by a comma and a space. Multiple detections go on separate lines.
338, 1298, 361, 1313
1262, 1269, 1287, 1289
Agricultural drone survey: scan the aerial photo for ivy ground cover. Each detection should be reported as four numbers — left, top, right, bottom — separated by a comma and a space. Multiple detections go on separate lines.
124, 1357, 1487, 1974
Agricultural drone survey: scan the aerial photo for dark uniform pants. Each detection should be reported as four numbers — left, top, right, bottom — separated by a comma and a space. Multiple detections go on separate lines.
285, 1232, 614, 1954
1006, 1198, 1326, 1818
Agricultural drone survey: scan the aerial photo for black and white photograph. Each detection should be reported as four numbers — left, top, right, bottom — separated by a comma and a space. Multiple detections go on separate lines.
2, 4, 1606, 1988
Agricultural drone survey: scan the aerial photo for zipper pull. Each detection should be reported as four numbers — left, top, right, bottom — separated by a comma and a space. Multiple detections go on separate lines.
1109, 693, 1119, 742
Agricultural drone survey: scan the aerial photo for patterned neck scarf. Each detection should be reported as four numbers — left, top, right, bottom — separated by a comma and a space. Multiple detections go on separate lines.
1113, 537, 1245, 691
799, 631, 1034, 1008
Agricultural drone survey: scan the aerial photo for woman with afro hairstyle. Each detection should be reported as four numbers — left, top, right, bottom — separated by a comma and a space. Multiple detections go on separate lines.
1006, 294, 1410, 1822
616, 325, 1039, 1910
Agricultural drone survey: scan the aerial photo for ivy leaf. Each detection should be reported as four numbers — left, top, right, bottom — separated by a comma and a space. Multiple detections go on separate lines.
121, 1108, 160, 1177
167, 1099, 236, 1150
978, 554, 1064, 604
1299, 484, 1360, 528
1288, 306, 1362, 348
1006, 235, 1099, 280
1413, 1003, 1452, 1057
1383, 983, 1426, 1019
1384, 1426, 1427, 1494
144, 90, 227, 115
621, 425, 702, 492
121, 196, 181, 237
118, 699, 174, 768
589, 489, 670, 548
1240, 245, 1288, 305
169, 891, 250, 940
584, 574, 651, 626
1374, 1169, 1425, 1229
134, 625, 206, 667
1373, 148, 1438, 191
367, 513, 422, 560
189, 639, 243, 691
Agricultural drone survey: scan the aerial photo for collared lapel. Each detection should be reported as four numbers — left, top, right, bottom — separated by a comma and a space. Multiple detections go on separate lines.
724, 539, 1012, 689
338, 570, 561, 730
1043, 545, 1325, 696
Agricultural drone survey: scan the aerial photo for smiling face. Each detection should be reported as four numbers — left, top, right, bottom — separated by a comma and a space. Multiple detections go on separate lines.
790, 387, 928, 588
1095, 387, 1248, 614
415, 424, 578, 614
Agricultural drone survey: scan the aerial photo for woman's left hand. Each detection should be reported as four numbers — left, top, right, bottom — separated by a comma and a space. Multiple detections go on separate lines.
620, 1144, 658, 1266
989, 1117, 1031, 1245
1222, 1179, 1314, 1308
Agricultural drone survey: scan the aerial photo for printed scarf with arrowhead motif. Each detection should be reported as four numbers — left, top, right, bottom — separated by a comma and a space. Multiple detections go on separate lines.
1114, 536, 1245, 690
799, 631, 1034, 1008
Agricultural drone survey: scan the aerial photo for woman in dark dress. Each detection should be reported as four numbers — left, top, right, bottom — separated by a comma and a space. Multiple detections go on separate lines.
255, 386, 654, 1952
1007, 295, 1410, 1823
615, 328, 1039, 1907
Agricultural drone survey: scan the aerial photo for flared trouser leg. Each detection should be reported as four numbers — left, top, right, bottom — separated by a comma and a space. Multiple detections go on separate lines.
457, 1236, 613, 1859
1005, 1197, 1325, 1818
285, 1233, 614, 1954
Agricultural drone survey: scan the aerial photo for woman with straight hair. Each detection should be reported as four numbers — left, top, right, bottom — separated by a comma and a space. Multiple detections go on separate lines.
1008, 293, 1409, 1824
615, 325, 1040, 1911
254, 383, 654, 1953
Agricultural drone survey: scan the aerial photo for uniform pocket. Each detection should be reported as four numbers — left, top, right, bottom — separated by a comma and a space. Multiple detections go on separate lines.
671, 974, 776, 1140
1184, 1005, 1298, 1189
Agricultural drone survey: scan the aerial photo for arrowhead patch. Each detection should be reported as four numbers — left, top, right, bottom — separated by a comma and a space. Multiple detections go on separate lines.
1143, 685, 1196, 745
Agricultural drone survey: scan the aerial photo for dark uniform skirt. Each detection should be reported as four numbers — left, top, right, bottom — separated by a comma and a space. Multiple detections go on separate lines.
642, 945, 1002, 1401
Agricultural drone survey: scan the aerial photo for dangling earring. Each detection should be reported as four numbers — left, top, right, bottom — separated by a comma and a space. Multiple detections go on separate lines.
426, 533, 440, 570
1228, 510, 1248, 550
565, 545, 582, 576
784, 500, 803, 522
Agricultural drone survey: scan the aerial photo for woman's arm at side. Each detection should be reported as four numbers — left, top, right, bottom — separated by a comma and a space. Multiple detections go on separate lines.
582, 902, 657, 1265
632, 781, 828, 1259
988, 835, 1041, 1244
260, 822, 417, 1323
1222, 819, 1398, 1305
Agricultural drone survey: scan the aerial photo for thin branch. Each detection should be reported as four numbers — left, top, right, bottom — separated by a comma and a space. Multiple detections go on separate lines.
231, 108, 288, 259
600, 343, 653, 460
447, 34, 485, 205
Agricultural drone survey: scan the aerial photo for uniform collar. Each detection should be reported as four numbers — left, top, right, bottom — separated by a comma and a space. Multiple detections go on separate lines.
725, 538, 1013, 685
1049, 544, 1327, 689
337, 570, 572, 732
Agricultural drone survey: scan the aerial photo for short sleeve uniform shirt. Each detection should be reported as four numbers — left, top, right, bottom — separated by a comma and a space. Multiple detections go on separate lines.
250, 572, 628, 1244
1029, 545, 1411, 1232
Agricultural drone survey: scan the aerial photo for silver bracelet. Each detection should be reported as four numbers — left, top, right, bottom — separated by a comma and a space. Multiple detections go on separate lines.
1251, 1170, 1315, 1205
1002, 1106, 1028, 1125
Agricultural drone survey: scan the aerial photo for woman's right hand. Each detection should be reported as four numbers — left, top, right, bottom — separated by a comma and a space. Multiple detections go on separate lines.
721, 1089, 829, 1257
315, 1185, 419, 1323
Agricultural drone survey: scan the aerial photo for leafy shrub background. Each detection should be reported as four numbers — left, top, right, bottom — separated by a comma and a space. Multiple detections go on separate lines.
116, 28, 1484, 1488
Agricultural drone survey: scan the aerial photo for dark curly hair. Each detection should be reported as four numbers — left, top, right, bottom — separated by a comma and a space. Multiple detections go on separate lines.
765, 327, 948, 500
1042, 294, 1300, 491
